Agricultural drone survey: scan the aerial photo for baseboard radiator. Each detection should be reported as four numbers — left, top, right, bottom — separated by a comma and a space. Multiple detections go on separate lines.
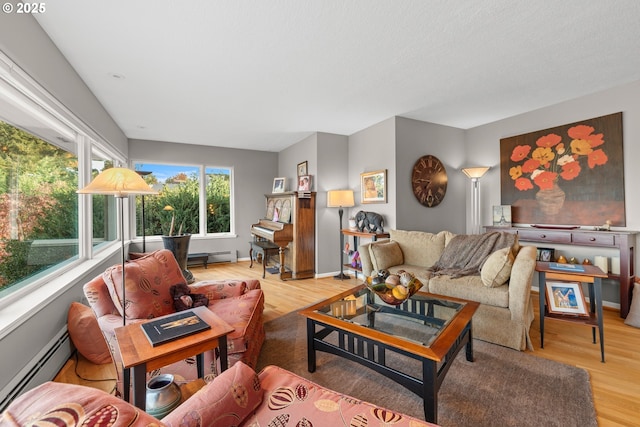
0, 327, 71, 412
209, 250, 237, 263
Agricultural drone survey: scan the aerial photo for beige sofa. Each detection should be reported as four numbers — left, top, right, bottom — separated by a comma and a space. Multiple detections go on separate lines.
358, 229, 537, 351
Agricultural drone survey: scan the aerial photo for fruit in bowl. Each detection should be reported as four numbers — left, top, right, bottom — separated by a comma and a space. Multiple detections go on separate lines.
364, 270, 423, 305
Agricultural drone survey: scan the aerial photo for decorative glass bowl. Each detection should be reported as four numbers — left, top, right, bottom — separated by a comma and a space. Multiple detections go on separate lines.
364, 270, 423, 305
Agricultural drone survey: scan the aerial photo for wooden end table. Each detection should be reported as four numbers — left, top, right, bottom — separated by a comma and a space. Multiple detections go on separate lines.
115, 306, 234, 410
536, 262, 607, 362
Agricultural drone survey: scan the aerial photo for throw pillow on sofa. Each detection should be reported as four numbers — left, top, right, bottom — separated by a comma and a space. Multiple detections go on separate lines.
369, 241, 404, 272
480, 247, 515, 287
67, 302, 112, 364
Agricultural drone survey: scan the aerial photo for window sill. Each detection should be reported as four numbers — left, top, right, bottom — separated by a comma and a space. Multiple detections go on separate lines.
0, 243, 120, 340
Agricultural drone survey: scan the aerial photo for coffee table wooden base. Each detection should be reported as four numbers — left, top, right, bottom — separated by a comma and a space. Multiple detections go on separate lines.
305, 317, 473, 423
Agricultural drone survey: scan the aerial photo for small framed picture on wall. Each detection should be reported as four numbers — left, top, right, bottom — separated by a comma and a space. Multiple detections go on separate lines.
297, 161, 308, 177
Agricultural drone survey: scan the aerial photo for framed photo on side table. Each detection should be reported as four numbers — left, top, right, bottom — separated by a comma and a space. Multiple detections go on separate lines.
545, 281, 589, 317
272, 177, 286, 193
538, 247, 555, 262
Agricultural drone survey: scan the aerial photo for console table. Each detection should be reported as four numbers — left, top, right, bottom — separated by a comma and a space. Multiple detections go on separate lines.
486, 226, 637, 318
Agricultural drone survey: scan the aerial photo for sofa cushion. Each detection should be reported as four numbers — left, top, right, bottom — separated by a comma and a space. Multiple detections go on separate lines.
2, 382, 161, 426
163, 361, 263, 426
247, 365, 434, 427
480, 247, 515, 288
389, 229, 449, 267
103, 249, 184, 320
428, 275, 510, 308
369, 240, 404, 271
67, 302, 112, 365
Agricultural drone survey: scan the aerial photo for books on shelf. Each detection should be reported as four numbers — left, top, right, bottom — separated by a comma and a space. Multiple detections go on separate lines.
141, 310, 211, 347
548, 262, 585, 272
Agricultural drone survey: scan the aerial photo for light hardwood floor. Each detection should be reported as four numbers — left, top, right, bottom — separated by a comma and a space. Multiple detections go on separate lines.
55, 261, 640, 426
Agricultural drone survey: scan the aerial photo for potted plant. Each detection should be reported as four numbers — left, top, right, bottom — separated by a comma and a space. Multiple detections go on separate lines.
161, 205, 193, 282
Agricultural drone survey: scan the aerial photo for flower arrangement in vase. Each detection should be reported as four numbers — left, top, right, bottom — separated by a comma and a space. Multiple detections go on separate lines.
508, 124, 608, 216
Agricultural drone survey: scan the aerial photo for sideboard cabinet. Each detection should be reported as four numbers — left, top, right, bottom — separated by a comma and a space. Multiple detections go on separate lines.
485, 226, 637, 318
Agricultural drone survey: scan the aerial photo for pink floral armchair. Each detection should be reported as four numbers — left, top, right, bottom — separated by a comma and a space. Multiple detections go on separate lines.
82, 249, 265, 397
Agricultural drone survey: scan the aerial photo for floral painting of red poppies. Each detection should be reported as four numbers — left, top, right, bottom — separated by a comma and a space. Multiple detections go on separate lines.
500, 112, 625, 226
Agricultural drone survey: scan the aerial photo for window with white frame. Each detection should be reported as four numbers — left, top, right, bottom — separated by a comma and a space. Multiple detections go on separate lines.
0, 51, 124, 301
133, 162, 232, 236
0, 118, 80, 294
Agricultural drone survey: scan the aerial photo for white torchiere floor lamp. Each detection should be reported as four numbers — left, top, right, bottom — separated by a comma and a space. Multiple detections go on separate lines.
78, 167, 158, 326
462, 167, 490, 234
327, 189, 355, 280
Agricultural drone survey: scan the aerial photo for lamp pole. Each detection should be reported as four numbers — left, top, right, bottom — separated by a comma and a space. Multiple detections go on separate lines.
335, 205, 349, 280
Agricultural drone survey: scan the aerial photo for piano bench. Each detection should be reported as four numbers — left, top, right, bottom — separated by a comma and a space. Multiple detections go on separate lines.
249, 240, 280, 278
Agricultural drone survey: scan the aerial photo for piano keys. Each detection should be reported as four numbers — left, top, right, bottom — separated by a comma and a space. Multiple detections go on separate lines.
251, 192, 315, 280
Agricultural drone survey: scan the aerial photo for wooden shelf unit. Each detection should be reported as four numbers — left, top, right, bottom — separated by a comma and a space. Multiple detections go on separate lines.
341, 229, 389, 278
486, 225, 637, 317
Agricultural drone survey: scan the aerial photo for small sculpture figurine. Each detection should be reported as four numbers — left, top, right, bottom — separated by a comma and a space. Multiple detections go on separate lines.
354, 210, 384, 234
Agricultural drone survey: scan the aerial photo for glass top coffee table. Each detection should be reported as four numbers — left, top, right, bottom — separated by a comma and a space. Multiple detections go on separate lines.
299, 284, 479, 424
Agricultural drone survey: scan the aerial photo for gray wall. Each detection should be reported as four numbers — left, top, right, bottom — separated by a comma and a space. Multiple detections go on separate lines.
465, 80, 640, 303
348, 117, 397, 228
129, 139, 278, 259
0, 7, 128, 156
278, 132, 350, 276
316, 133, 349, 276
395, 117, 467, 233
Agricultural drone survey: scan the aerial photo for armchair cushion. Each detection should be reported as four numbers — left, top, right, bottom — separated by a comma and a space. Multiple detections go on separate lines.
369, 240, 404, 272
67, 302, 112, 365
163, 361, 263, 426
103, 249, 185, 320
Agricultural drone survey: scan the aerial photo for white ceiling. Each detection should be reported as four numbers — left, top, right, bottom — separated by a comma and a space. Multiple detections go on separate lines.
34, 1, 640, 152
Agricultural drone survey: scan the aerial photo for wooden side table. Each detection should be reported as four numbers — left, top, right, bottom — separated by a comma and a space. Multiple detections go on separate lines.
115, 306, 234, 410
341, 229, 390, 279
536, 262, 608, 362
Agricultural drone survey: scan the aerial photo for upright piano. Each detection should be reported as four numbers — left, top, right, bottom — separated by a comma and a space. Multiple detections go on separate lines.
251, 191, 316, 280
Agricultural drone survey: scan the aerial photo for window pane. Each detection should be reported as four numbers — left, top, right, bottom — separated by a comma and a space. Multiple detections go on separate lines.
90, 156, 117, 248
134, 163, 200, 236
0, 120, 78, 293
206, 167, 231, 233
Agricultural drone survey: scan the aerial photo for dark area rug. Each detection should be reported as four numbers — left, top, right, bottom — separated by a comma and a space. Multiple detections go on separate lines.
257, 311, 597, 427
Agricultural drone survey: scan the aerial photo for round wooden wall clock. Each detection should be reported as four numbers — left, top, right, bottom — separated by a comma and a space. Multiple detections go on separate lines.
411, 155, 447, 207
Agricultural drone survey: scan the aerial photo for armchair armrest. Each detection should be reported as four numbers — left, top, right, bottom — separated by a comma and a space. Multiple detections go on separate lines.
189, 279, 249, 300
508, 245, 537, 321
358, 242, 375, 276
